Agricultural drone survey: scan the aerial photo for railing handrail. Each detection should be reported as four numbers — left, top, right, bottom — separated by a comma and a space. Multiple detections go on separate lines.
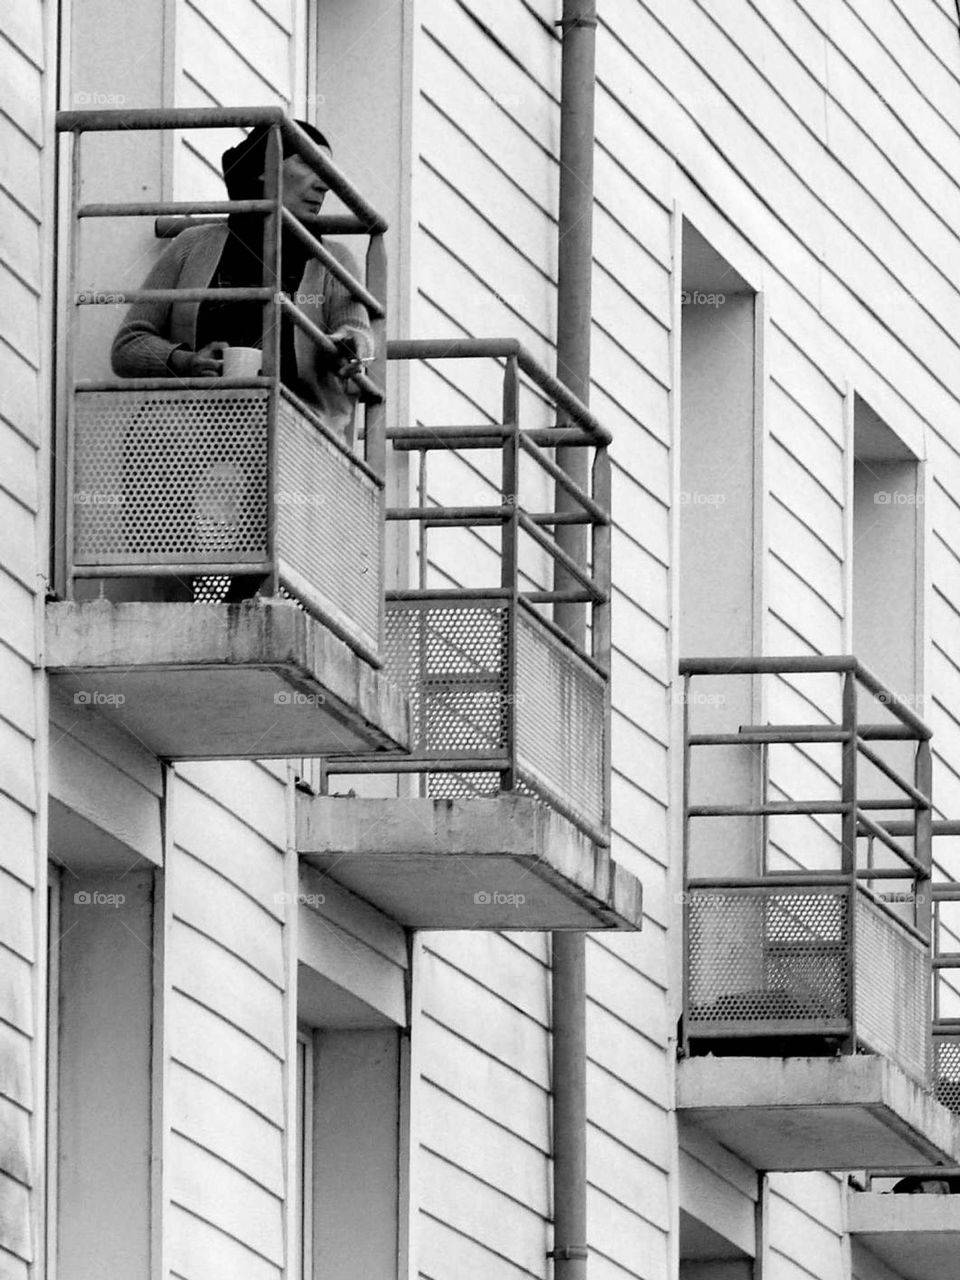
385, 339, 610, 442
679, 653, 931, 740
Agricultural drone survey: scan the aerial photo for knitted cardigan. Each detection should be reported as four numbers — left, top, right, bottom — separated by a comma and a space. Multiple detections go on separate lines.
111, 223, 374, 436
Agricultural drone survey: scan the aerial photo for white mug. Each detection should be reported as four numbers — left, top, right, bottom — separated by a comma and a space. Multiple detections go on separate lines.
221, 346, 262, 379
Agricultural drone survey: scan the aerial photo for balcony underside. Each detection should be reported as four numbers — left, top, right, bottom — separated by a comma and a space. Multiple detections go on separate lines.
677, 1056, 960, 1171
849, 1194, 960, 1280
296, 795, 642, 930
45, 600, 408, 759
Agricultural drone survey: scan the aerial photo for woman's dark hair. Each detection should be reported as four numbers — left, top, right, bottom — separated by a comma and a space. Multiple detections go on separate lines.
221, 120, 331, 198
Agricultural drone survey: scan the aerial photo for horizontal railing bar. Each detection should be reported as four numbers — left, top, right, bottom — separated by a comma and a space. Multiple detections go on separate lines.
933, 886, 960, 900
688, 729, 848, 746
933, 1022, 960, 1033
384, 339, 610, 441
156, 213, 371, 238
76, 376, 272, 391
280, 208, 385, 317
856, 798, 920, 810
72, 562, 271, 576
688, 800, 849, 817
323, 755, 511, 774
523, 589, 596, 603
519, 512, 601, 596
80, 199, 274, 218
386, 505, 510, 523
386, 588, 512, 601
277, 296, 382, 402
855, 866, 920, 879
518, 432, 608, 523
686, 874, 850, 889
885, 820, 960, 837
77, 286, 274, 305
387, 423, 512, 443
687, 1024, 852, 1039
526, 511, 595, 525
858, 811, 928, 876
856, 739, 930, 805
57, 108, 387, 233
517, 512, 603, 597
524, 428, 605, 447
932, 956, 960, 968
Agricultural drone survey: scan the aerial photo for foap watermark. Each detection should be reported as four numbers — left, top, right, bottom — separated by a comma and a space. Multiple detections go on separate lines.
672, 690, 726, 707
681, 289, 726, 308
677, 490, 726, 507
274, 690, 326, 707
874, 490, 923, 506
274, 890, 326, 908
74, 890, 126, 908
74, 690, 125, 707
73, 90, 126, 107
473, 889, 526, 908
74, 489, 122, 506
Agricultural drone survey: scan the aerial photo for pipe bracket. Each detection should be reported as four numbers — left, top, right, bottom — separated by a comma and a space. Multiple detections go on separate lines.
548, 1246, 590, 1260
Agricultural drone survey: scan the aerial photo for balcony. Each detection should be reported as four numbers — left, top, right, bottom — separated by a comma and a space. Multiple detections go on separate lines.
676, 657, 960, 1169
848, 1170, 960, 1279
298, 340, 642, 931
46, 108, 407, 760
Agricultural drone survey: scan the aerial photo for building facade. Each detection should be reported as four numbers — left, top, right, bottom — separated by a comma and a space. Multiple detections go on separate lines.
5, 1, 960, 1277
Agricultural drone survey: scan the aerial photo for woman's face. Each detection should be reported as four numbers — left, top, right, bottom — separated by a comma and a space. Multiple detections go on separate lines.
280, 152, 330, 222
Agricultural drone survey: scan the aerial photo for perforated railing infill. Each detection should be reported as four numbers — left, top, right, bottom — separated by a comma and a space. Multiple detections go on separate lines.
686, 887, 850, 1033
855, 893, 928, 1083
935, 1038, 960, 1113
73, 388, 269, 564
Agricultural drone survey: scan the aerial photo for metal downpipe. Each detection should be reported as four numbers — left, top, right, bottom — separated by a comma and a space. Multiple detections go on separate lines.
551, 3, 596, 1279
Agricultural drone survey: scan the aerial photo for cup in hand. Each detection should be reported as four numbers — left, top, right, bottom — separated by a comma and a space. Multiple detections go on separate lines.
221, 346, 262, 379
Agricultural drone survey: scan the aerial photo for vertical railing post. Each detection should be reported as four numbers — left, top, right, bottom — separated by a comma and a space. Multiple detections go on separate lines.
841, 669, 858, 1056
592, 444, 611, 830
916, 736, 933, 1082
261, 123, 283, 597
366, 233, 388, 657
501, 356, 521, 794
61, 129, 84, 599
680, 671, 693, 1059
364, 234, 388, 480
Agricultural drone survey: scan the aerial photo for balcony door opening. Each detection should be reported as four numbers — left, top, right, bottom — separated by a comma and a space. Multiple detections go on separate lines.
679, 221, 760, 879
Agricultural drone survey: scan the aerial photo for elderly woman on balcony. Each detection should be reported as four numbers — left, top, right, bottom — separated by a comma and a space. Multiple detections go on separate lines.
111, 120, 372, 442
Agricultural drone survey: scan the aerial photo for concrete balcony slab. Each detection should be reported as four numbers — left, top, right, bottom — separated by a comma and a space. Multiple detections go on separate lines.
296, 795, 642, 930
848, 1193, 960, 1280
677, 1056, 960, 1171
45, 600, 409, 760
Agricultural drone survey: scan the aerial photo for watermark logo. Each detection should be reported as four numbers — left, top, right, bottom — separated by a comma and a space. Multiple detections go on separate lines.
681, 289, 726, 308
74, 890, 125, 908
74, 690, 125, 707
677, 490, 726, 507
473, 889, 526, 908
672, 690, 726, 707
875, 491, 923, 505
274, 690, 326, 707
73, 90, 126, 107
274, 890, 326, 908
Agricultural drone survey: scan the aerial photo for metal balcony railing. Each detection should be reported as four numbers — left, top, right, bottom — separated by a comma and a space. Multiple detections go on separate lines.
324, 339, 612, 846
54, 108, 388, 663
680, 657, 933, 1084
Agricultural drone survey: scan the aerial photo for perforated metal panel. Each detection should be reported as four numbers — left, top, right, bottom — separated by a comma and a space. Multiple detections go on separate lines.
686, 888, 850, 1033
934, 1038, 960, 1113
73, 389, 268, 564
515, 608, 606, 833
276, 396, 381, 654
384, 601, 509, 757
854, 893, 928, 1082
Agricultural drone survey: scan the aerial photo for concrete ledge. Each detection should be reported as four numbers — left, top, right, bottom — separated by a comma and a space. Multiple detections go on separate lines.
45, 600, 409, 759
849, 1192, 960, 1279
677, 1055, 960, 1170
297, 795, 643, 930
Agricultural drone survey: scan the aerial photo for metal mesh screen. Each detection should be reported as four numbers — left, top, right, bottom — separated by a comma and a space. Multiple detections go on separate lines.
276, 396, 381, 654
73, 389, 268, 564
854, 893, 928, 1082
686, 888, 850, 1033
934, 1038, 960, 1113
384, 601, 509, 756
514, 609, 606, 833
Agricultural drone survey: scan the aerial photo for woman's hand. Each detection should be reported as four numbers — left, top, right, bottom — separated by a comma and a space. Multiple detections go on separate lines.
168, 342, 226, 378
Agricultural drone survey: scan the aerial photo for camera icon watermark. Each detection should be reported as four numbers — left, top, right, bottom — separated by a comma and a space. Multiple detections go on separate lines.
274, 690, 326, 706
74, 690, 126, 707
473, 889, 526, 908
74, 890, 125, 908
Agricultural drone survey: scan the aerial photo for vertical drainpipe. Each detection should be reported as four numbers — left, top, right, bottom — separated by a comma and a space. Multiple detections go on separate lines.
551, 3, 596, 1279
